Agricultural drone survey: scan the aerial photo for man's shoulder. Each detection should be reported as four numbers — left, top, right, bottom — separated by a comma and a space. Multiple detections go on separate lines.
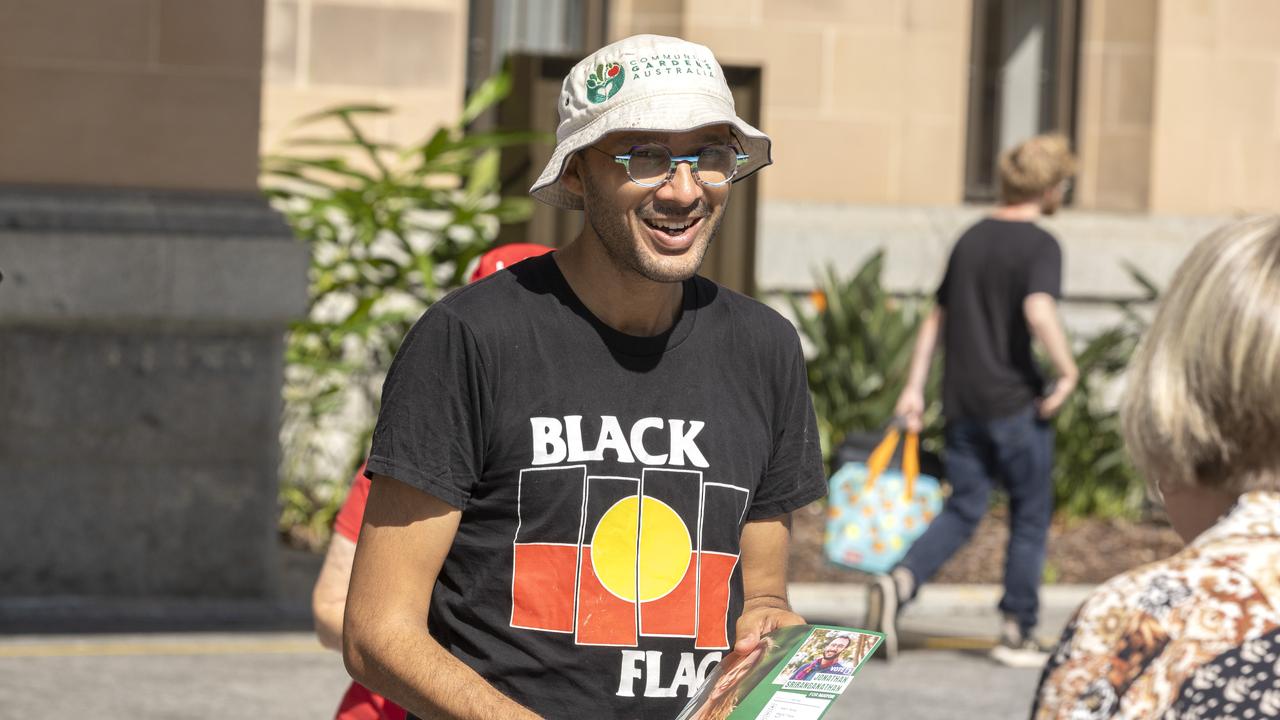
430, 257, 553, 331
696, 275, 799, 344
953, 219, 1060, 263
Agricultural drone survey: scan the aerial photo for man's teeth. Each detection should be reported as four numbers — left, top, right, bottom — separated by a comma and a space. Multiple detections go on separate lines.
647, 219, 697, 231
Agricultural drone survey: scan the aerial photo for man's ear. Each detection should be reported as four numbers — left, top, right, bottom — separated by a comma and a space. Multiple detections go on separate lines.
560, 154, 585, 198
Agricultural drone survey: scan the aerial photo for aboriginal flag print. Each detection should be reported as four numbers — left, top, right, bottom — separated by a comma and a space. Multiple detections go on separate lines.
510, 466, 749, 649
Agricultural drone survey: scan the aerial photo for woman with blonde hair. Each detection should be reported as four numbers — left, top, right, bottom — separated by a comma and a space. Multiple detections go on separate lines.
1032, 216, 1280, 718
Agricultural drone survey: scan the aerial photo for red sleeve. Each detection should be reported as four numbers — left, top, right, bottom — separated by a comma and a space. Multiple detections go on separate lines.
333, 463, 371, 542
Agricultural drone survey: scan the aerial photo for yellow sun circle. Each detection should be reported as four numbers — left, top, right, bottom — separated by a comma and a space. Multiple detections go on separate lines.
592, 496, 692, 603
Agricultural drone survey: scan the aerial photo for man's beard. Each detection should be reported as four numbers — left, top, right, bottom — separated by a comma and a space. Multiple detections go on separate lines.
583, 178, 724, 283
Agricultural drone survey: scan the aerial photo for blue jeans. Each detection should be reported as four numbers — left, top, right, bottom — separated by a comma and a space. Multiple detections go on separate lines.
897, 405, 1055, 631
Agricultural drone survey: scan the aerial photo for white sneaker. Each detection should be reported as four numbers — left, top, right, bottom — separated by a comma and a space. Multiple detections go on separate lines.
989, 628, 1050, 668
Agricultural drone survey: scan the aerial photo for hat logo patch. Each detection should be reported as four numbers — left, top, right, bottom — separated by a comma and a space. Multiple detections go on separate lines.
586, 62, 625, 103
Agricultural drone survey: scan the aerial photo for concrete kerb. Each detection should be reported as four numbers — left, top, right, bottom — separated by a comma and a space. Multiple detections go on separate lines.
790, 582, 1094, 618
789, 582, 1095, 646
1, 583, 1096, 641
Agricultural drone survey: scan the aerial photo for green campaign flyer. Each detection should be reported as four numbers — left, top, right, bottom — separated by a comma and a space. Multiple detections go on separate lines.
674, 625, 883, 720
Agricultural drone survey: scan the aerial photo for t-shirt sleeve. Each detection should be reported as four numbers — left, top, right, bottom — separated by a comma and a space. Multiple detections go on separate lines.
333, 464, 370, 542
748, 328, 827, 521
1028, 237, 1063, 298
935, 252, 954, 307
364, 302, 490, 509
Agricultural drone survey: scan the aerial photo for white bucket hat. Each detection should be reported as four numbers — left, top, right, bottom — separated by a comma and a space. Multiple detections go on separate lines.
530, 34, 772, 211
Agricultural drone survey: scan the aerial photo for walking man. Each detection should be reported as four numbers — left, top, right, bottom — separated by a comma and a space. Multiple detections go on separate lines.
869, 134, 1079, 667
342, 35, 826, 719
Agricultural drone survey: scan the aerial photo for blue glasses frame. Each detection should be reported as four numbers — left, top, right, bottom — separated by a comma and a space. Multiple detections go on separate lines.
591, 144, 749, 188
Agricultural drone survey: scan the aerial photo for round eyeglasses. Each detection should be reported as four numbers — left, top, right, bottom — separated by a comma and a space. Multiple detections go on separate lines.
591, 143, 749, 188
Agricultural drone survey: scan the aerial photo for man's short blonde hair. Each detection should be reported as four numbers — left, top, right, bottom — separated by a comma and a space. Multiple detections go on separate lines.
1121, 216, 1280, 497
997, 133, 1076, 204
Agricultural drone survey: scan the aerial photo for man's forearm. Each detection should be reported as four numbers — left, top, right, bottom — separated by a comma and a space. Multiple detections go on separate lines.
905, 306, 943, 391
1024, 295, 1078, 383
344, 615, 540, 720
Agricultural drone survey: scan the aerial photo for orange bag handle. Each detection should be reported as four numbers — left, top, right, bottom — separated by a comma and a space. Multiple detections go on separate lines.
902, 431, 920, 500
863, 428, 921, 500
862, 428, 900, 492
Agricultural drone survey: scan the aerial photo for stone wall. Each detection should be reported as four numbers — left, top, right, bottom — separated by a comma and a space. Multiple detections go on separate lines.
609, 0, 973, 207
260, 0, 468, 154
0, 188, 308, 598
757, 202, 1230, 335
1148, 0, 1280, 214
0, 0, 307, 600
0, 0, 265, 192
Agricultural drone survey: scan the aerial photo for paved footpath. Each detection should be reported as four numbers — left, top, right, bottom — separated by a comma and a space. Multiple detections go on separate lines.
0, 584, 1091, 719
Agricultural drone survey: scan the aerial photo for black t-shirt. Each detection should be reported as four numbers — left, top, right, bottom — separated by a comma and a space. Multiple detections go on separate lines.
935, 218, 1063, 420
366, 254, 825, 720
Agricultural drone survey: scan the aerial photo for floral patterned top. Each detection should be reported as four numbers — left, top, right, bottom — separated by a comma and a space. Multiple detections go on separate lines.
1033, 491, 1280, 719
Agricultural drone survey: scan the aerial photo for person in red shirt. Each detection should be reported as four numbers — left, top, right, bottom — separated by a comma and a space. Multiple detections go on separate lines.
311, 243, 553, 720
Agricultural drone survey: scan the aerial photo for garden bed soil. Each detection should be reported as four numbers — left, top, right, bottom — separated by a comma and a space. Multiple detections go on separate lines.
789, 501, 1184, 585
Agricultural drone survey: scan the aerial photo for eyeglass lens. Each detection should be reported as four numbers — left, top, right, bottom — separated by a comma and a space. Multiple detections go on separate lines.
626, 145, 739, 186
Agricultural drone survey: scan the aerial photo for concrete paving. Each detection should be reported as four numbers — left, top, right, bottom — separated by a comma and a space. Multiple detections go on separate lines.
0, 583, 1091, 719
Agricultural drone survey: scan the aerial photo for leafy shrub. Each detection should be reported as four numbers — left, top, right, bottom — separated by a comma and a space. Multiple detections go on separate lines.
262, 74, 544, 548
1049, 265, 1158, 519
787, 251, 943, 462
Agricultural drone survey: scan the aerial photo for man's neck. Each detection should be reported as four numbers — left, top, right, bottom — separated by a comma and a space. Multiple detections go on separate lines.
554, 233, 685, 337
990, 201, 1042, 222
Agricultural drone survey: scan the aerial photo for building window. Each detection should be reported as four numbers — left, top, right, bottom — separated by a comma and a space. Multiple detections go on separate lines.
466, 0, 609, 95
964, 0, 1081, 202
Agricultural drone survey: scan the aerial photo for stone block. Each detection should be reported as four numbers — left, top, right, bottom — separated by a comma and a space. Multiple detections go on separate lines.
1151, 51, 1211, 137
263, 0, 299, 84
904, 30, 968, 119
1215, 0, 1280, 52
1211, 57, 1276, 134
685, 0, 762, 25
0, 66, 262, 191
759, 0, 902, 28
625, 13, 684, 37
831, 30, 905, 116
157, 0, 265, 72
690, 27, 824, 110
0, 457, 279, 597
763, 115, 895, 203
259, 85, 368, 153
1101, 0, 1157, 46
383, 89, 471, 145
899, 121, 964, 204
309, 3, 457, 89
1103, 51, 1154, 127
0, 0, 151, 66
1155, 0, 1214, 49
1149, 130, 1216, 214
0, 329, 283, 466
0, 191, 308, 327
0, 189, 303, 599
906, 0, 969, 31
756, 202, 1227, 300
1093, 132, 1152, 212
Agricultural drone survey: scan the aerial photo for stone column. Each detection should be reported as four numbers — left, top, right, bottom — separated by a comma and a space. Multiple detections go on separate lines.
0, 0, 307, 598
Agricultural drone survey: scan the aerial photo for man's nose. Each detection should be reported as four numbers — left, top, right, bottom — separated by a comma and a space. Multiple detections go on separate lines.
655, 161, 702, 206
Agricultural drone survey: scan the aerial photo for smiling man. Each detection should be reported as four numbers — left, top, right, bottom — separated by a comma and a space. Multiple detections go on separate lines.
789, 636, 854, 681
342, 35, 826, 720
